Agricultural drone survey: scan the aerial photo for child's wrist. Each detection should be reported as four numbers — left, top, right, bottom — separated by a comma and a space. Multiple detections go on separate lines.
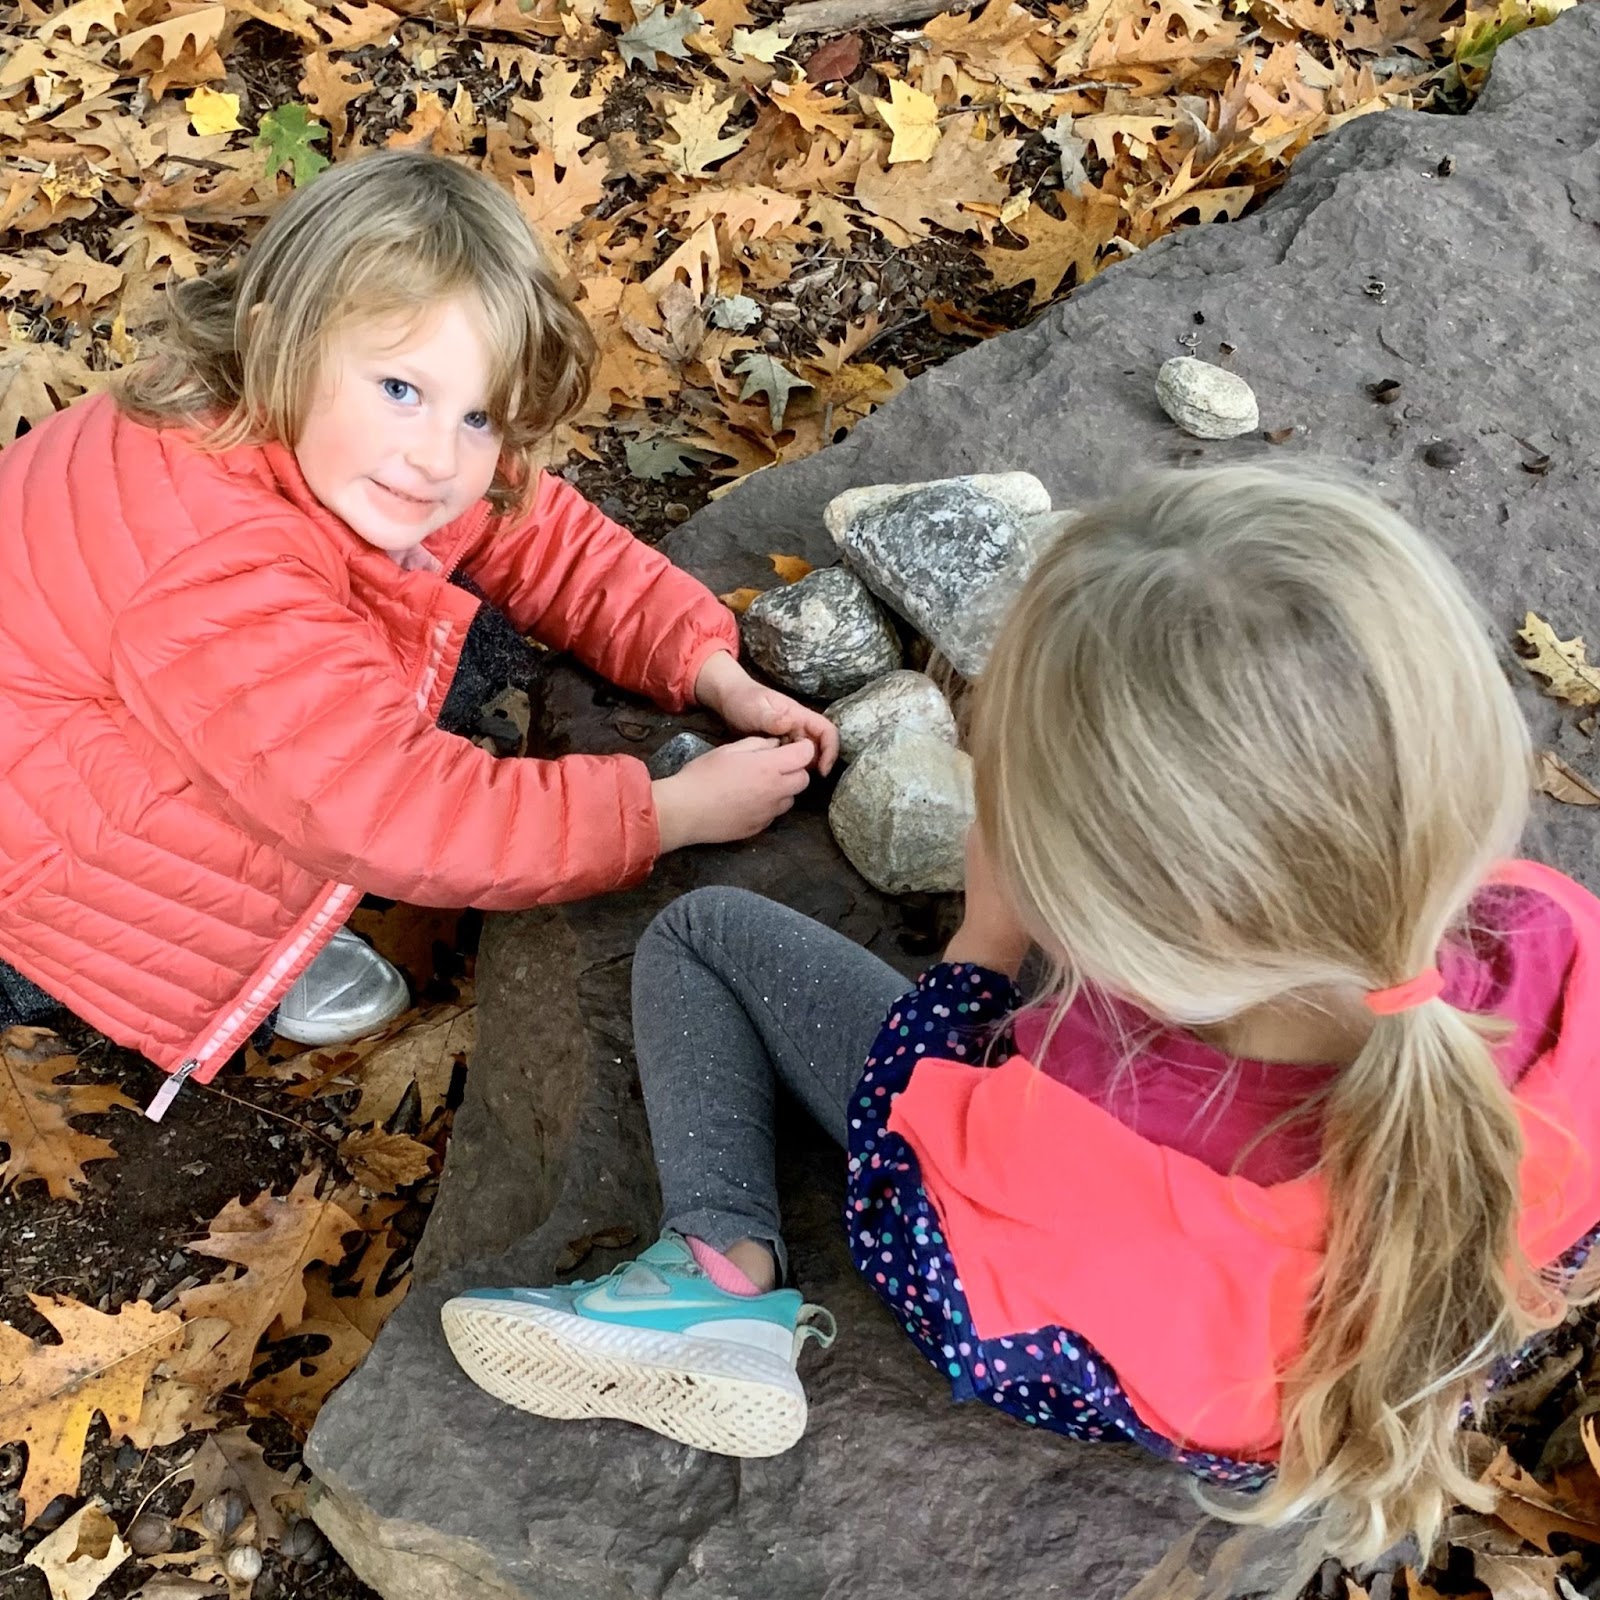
692, 649, 744, 713
651, 776, 691, 853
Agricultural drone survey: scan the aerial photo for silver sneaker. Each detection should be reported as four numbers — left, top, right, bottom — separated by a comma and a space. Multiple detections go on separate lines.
274, 927, 410, 1046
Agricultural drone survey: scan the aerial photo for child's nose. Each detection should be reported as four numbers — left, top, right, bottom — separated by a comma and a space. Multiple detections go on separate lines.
407, 424, 458, 482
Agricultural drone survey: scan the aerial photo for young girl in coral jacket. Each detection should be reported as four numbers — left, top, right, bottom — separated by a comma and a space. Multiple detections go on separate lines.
0, 151, 834, 1116
444, 467, 1600, 1563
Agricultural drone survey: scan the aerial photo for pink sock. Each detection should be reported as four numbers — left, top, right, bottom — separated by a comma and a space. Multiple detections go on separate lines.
687, 1236, 765, 1296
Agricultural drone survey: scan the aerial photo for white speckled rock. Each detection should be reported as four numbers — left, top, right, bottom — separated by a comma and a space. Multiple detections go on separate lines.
828, 731, 974, 895
1155, 357, 1260, 439
741, 566, 902, 699
825, 672, 957, 765
825, 475, 1056, 678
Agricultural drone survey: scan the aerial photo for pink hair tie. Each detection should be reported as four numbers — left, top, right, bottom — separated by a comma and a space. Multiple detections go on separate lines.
1363, 968, 1445, 1016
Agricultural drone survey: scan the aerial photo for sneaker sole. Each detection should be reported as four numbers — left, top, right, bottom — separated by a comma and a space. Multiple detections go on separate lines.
440, 1296, 808, 1458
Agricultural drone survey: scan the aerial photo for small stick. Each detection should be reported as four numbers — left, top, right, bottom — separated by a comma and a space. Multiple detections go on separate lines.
777, 0, 975, 37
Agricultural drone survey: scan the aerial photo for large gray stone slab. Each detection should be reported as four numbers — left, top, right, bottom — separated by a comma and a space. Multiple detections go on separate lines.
306, 12, 1600, 1598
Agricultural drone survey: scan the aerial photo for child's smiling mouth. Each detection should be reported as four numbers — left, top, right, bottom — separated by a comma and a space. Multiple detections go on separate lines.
369, 478, 440, 517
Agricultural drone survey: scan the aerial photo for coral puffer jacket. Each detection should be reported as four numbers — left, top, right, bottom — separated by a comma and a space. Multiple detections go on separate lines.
0, 394, 737, 1101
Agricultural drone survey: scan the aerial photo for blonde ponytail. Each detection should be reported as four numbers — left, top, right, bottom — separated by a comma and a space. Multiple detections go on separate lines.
973, 466, 1554, 1562
1233, 998, 1550, 1560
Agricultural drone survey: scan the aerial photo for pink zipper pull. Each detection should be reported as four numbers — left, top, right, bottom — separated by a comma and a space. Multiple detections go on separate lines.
145, 1058, 198, 1122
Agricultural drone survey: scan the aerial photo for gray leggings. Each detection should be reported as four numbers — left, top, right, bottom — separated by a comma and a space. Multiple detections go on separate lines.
632, 886, 912, 1282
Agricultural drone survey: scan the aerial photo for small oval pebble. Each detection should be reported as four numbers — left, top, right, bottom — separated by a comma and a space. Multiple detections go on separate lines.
1155, 357, 1260, 440
1423, 439, 1464, 469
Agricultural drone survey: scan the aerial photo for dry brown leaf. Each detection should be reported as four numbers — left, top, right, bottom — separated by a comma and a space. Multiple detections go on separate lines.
245, 1232, 408, 1433
23, 1500, 129, 1600
1536, 751, 1600, 808
1473, 1549, 1577, 1600
719, 586, 762, 613
674, 183, 802, 238
339, 1127, 435, 1190
768, 553, 812, 582
169, 1171, 359, 1398
0, 338, 105, 444
922, 0, 1050, 89
980, 190, 1123, 304
767, 78, 860, 141
312, 0, 400, 49
299, 51, 371, 143
118, 6, 227, 67
854, 124, 1019, 238
0, 1296, 186, 1525
351, 1003, 475, 1126
1481, 1446, 1600, 1552
509, 144, 610, 240
659, 82, 750, 176
176, 1425, 296, 1542
514, 59, 616, 162
1519, 613, 1600, 707
0, 1029, 135, 1198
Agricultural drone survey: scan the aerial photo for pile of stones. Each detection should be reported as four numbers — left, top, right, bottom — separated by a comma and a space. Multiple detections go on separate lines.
735, 472, 1070, 895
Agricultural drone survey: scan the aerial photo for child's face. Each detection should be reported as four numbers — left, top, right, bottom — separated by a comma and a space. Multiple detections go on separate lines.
294, 296, 502, 552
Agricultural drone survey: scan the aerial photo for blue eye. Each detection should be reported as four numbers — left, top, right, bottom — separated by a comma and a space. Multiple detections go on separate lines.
381, 377, 417, 404
464, 410, 493, 432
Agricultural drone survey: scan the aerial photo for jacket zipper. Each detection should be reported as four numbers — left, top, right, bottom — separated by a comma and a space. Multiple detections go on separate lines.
144, 507, 492, 1122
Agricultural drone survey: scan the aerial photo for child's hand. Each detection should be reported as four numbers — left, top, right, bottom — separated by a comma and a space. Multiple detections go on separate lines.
693, 651, 839, 776
652, 737, 816, 852
944, 827, 1034, 977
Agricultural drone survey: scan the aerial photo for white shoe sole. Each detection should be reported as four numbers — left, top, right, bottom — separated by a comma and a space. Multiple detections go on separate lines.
440, 1296, 808, 1458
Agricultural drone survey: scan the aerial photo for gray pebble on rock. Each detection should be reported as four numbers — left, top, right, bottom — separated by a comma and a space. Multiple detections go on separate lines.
644, 731, 715, 779
826, 671, 958, 765
826, 474, 1054, 679
740, 565, 902, 700
828, 731, 974, 895
1155, 356, 1260, 439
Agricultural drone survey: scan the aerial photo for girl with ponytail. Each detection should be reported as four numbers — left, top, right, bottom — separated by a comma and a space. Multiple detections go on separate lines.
444, 466, 1600, 1565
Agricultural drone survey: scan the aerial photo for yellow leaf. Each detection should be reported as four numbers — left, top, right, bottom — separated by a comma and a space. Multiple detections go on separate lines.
23, 1501, 129, 1599
0, 1297, 186, 1524
873, 78, 941, 163
186, 85, 241, 137
1518, 612, 1600, 707
720, 586, 762, 613
769, 553, 813, 583
658, 82, 749, 178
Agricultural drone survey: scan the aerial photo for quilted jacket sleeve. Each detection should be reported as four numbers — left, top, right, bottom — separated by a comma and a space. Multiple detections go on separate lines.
109, 528, 658, 908
458, 473, 739, 710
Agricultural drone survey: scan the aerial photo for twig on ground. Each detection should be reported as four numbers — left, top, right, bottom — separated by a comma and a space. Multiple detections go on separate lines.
777, 0, 975, 37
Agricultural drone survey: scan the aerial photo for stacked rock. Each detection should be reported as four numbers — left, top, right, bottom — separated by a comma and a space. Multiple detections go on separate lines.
735, 472, 1065, 896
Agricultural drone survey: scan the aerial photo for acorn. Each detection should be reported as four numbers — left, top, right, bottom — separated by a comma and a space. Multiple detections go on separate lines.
226, 1543, 264, 1582
202, 1487, 247, 1541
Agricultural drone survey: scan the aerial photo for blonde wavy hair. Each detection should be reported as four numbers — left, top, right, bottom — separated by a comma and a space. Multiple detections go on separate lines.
971, 466, 1562, 1563
118, 149, 595, 514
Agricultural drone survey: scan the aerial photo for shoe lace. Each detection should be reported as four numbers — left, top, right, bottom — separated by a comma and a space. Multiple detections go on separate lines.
796, 1303, 838, 1352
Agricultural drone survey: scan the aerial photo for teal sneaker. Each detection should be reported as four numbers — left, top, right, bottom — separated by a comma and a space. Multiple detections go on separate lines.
440, 1235, 837, 1457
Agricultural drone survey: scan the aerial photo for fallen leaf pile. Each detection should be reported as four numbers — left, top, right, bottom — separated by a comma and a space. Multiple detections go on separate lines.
0, 901, 469, 1594
0, 0, 1573, 494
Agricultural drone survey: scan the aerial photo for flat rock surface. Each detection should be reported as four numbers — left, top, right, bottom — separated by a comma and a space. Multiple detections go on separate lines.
307, 14, 1600, 1599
